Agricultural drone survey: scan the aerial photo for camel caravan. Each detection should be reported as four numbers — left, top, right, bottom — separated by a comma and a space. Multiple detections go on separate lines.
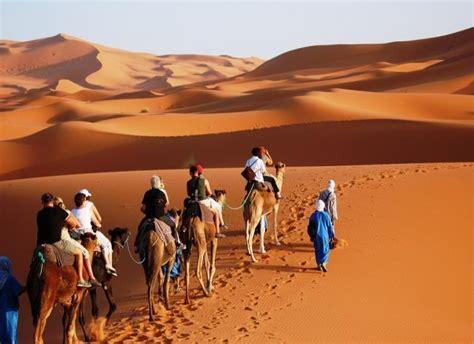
14, 146, 338, 343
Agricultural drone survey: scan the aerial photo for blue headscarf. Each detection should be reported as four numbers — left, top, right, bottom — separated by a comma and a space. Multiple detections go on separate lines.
0, 256, 12, 291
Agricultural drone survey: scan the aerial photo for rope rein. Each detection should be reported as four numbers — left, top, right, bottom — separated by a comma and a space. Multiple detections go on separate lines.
124, 236, 146, 265
222, 183, 254, 211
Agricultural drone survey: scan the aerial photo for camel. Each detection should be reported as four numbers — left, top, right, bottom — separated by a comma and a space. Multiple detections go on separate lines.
139, 215, 179, 321
243, 162, 286, 262
180, 202, 218, 304
27, 233, 97, 344
78, 227, 129, 341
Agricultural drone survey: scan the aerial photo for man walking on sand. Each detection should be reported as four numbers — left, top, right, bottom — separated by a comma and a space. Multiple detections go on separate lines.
307, 200, 335, 272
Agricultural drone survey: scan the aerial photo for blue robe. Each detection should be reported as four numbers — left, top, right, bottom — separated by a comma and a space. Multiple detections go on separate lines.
0, 275, 22, 344
162, 248, 183, 279
307, 211, 335, 265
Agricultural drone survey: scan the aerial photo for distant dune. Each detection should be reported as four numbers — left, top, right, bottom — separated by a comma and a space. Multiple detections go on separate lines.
0, 28, 473, 180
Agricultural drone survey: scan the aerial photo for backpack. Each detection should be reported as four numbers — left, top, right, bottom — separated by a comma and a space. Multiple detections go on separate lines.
241, 159, 258, 181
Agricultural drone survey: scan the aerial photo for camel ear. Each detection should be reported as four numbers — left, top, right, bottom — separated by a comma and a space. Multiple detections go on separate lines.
108, 229, 113, 236
177, 209, 182, 216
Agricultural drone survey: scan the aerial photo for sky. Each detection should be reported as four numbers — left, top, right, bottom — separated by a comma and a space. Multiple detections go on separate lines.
1, 1, 472, 59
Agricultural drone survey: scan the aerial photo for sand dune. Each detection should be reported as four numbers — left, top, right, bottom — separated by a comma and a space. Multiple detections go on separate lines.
0, 33, 262, 105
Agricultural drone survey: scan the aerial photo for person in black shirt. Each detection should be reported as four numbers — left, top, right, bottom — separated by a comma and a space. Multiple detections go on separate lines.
36, 193, 96, 288
135, 176, 181, 251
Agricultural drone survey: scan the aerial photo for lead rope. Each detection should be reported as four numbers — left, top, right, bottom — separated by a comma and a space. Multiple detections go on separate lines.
222, 183, 254, 211
124, 236, 146, 265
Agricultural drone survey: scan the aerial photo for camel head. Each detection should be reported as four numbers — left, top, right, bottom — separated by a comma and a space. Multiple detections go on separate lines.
275, 162, 286, 174
109, 227, 130, 250
81, 232, 98, 251
213, 189, 227, 204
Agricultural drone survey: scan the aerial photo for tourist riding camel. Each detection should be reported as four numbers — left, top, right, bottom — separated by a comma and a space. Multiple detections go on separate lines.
243, 151, 286, 262
71, 193, 117, 277
135, 175, 182, 252
53, 196, 99, 285
244, 146, 282, 199
37, 193, 99, 288
78, 188, 103, 229
187, 164, 225, 238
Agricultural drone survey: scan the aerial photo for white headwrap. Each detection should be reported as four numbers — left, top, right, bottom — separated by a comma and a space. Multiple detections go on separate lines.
0, 256, 12, 290
327, 179, 336, 193
316, 199, 325, 212
150, 175, 160, 189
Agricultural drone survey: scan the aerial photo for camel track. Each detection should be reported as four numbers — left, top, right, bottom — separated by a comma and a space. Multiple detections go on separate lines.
104, 162, 472, 343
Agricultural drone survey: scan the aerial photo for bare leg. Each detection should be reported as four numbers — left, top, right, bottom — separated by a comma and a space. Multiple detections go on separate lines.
75, 254, 85, 282
84, 256, 96, 280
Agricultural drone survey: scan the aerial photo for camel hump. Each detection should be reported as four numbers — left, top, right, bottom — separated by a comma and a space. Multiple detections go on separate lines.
33, 244, 75, 268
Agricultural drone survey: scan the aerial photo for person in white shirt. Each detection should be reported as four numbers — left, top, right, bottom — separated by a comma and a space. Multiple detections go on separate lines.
71, 193, 117, 276
245, 146, 281, 199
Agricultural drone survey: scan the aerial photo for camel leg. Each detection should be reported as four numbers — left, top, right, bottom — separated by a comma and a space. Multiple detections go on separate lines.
196, 245, 210, 297
90, 287, 99, 319
208, 238, 218, 293
247, 215, 261, 262
259, 216, 267, 254
184, 256, 191, 304
204, 250, 211, 283
66, 294, 82, 344
104, 282, 117, 322
34, 287, 55, 344
163, 257, 174, 310
273, 204, 281, 245
78, 298, 90, 343
62, 306, 70, 344
147, 260, 160, 321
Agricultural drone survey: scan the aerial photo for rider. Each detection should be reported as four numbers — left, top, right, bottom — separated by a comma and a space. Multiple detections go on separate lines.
36, 193, 95, 288
71, 193, 117, 277
53, 197, 100, 287
135, 175, 181, 250
78, 189, 102, 229
187, 164, 225, 238
245, 146, 281, 199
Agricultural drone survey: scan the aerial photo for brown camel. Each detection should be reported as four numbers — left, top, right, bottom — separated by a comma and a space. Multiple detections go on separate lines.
243, 162, 286, 262
140, 216, 178, 321
78, 227, 129, 341
180, 203, 218, 304
27, 233, 97, 344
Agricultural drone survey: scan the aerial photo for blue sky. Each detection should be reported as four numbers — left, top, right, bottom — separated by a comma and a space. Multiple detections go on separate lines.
1, 1, 472, 59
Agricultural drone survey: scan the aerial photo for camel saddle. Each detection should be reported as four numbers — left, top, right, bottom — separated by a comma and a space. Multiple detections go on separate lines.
138, 218, 175, 256
31, 244, 75, 270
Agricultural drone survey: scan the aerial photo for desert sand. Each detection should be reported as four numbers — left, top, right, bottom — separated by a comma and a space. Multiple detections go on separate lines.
0, 27, 473, 343
0, 164, 472, 343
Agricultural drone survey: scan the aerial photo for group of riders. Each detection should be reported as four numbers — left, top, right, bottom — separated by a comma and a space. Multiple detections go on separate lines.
33, 146, 283, 289
1, 145, 340, 343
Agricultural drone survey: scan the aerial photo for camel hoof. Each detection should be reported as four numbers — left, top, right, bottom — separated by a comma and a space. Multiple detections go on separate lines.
149, 315, 155, 322
259, 249, 267, 254
251, 256, 258, 263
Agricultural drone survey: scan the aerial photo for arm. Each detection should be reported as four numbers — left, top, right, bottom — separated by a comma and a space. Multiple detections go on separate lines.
326, 214, 335, 239
91, 212, 101, 229
264, 150, 274, 166
65, 214, 80, 230
331, 194, 338, 221
163, 190, 170, 206
92, 203, 102, 223
205, 179, 212, 197
307, 216, 316, 241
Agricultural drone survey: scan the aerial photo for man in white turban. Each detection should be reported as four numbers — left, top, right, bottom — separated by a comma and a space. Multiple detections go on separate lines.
318, 179, 338, 226
307, 200, 335, 272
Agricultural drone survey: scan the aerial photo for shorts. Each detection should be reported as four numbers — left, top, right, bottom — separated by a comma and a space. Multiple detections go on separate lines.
57, 228, 90, 259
